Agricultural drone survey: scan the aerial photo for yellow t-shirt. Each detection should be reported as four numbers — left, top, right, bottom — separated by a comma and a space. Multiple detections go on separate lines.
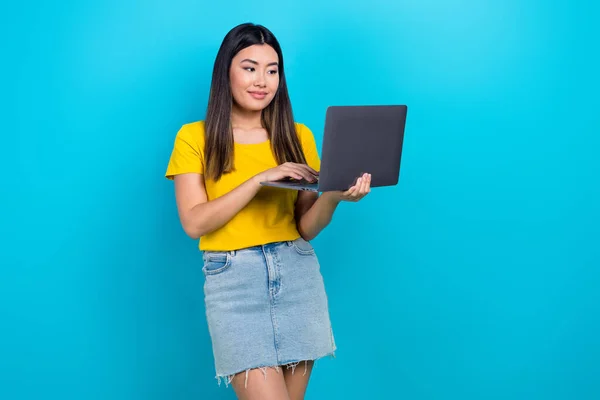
165, 121, 321, 251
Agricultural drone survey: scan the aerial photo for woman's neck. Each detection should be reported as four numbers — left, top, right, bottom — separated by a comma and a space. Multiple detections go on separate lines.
231, 103, 263, 130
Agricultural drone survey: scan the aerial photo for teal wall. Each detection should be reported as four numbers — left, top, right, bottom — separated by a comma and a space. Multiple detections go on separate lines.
2, 0, 598, 399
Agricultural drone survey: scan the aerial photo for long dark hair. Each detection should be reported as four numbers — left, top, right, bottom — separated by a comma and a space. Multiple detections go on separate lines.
204, 23, 307, 181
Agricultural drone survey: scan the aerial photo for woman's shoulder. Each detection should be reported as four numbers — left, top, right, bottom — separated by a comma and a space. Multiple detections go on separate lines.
180, 120, 206, 133
294, 122, 314, 137
294, 122, 317, 146
294, 121, 308, 130
176, 120, 206, 144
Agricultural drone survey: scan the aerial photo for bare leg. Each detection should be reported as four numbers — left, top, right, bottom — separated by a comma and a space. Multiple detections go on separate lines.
231, 366, 291, 400
283, 360, 314, 400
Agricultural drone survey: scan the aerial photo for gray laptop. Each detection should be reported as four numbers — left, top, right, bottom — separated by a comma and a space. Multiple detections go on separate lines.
260, 105, 408, 192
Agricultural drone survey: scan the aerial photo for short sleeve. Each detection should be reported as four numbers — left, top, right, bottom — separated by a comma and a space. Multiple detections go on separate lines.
297, 123, 321, 171
165, 122, 205, 180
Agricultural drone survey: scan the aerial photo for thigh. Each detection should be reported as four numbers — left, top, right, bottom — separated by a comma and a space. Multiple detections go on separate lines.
231, 367, 290, 400
283, 360, 314, 400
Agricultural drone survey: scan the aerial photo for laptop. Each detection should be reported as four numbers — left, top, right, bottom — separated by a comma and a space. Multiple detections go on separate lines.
260, 105, 408, 192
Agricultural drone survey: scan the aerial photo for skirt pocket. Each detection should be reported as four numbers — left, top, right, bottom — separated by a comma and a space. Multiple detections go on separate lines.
202, 252, 232, 276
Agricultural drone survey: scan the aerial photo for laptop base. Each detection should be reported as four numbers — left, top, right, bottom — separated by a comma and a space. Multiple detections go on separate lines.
260, 180, 319, 192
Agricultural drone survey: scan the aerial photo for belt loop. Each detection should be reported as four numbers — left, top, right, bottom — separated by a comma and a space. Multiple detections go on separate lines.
286, 241, 292, 246
229, 250, 236, 257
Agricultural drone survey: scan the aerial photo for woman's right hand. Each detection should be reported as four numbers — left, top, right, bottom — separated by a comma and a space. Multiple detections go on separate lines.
255, 162, 319, 183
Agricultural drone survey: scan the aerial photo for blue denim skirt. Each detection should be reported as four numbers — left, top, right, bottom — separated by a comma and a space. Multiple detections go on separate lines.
202, 237, 337, 387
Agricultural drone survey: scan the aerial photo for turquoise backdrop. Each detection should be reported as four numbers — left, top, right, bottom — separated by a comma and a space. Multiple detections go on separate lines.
2, 0, 598, 399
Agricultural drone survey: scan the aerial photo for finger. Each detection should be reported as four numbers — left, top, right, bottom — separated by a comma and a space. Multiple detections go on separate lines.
349, 178, 363, 200
302, 164, 319, 176
288, 163, 318, 176
358, 176, 368, 197
298, 164, 319, 179
360, 174, 370, 194
355, 175, 364, 193
292, 165, 318, 181
346, 176, 361, 194
282, 165, 309, 180
342, 184, 358, 198
283, 168, 304, 180
357, 175, 369, 198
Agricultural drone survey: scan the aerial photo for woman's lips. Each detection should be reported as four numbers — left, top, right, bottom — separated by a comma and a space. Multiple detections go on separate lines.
248, 91, 267, 100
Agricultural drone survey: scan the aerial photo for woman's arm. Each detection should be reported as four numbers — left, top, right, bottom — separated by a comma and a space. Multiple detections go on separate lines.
296, 173, 372, 241
295, 192, 341, 241
174, 162, 318, 239
174, 173, 263, 239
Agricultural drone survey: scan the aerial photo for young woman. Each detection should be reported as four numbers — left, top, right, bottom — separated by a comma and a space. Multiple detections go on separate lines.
165, 23, 371, 400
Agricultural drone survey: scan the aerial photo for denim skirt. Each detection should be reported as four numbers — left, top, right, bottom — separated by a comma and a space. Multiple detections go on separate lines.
202, 237, 337, 387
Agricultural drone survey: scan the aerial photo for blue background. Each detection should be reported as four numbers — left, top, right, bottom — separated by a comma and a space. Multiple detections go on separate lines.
2, 0, 599, 399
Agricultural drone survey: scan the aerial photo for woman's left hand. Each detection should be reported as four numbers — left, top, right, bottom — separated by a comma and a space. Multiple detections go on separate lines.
324, 173, 371, 203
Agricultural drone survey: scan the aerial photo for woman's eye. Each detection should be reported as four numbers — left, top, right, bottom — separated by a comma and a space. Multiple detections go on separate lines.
243, 67, 277, 74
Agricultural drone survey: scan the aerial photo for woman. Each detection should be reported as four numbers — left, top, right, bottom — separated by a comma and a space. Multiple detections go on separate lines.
165, 23, 371, 400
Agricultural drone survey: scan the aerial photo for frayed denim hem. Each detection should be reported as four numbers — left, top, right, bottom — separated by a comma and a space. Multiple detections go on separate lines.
215, 350, 336, 389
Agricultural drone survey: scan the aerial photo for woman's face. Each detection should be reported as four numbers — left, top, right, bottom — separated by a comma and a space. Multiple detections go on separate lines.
229, 44, 280, 112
